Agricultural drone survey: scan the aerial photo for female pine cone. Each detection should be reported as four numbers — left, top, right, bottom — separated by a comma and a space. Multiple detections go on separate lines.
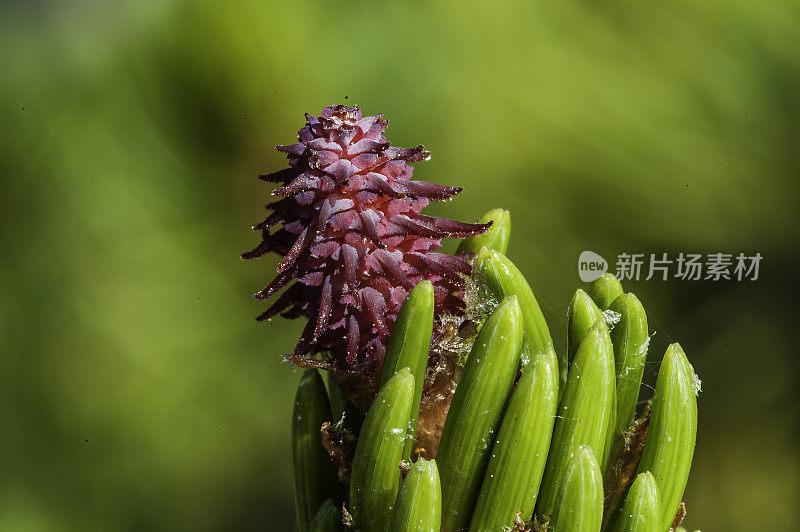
243, 105, 488, 408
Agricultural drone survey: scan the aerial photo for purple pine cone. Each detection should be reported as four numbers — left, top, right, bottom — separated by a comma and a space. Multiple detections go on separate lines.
244, 105, 488, 391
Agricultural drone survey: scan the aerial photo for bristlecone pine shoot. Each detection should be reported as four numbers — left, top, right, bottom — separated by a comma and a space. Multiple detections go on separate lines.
245, 105, 700, 532
437, 296, 524, 532
550, 446, 604, 532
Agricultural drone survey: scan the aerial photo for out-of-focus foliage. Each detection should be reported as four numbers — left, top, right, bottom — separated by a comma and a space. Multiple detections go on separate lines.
1, 0, 798, 530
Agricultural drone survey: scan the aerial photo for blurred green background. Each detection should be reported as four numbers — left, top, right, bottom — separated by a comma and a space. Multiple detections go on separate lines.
1, 1, 798, 530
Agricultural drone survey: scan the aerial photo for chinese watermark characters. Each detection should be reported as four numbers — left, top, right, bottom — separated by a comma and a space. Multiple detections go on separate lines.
614, 252, 762, 281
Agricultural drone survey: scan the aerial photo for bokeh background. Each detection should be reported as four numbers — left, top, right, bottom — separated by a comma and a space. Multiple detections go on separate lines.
2, 1, 799, 530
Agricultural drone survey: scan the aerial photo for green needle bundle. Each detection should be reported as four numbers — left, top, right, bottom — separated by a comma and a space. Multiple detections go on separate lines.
288, 210, 700, 532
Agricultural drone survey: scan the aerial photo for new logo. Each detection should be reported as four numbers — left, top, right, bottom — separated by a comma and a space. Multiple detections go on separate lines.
578, 251, 608, 282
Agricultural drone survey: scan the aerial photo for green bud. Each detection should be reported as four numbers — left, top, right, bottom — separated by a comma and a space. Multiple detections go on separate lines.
567, 289, 606, 365
292, 370, 337, 532
550, 446, 603, 532
536, 320, 616, 517
387, 458, 442, 532
437, 296, 524, 532
586, 273, 624, 310
608, 293, 649, 435
635, 343, 698, 532
565, 289, 606, 394
309, 499, 342, 532
381, 280, 435, 459
469, 348, 558, 531
457, 208, 511, 255
350, 368, 416, 532
610, 472, 660, 532
472, 248, 557, 383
